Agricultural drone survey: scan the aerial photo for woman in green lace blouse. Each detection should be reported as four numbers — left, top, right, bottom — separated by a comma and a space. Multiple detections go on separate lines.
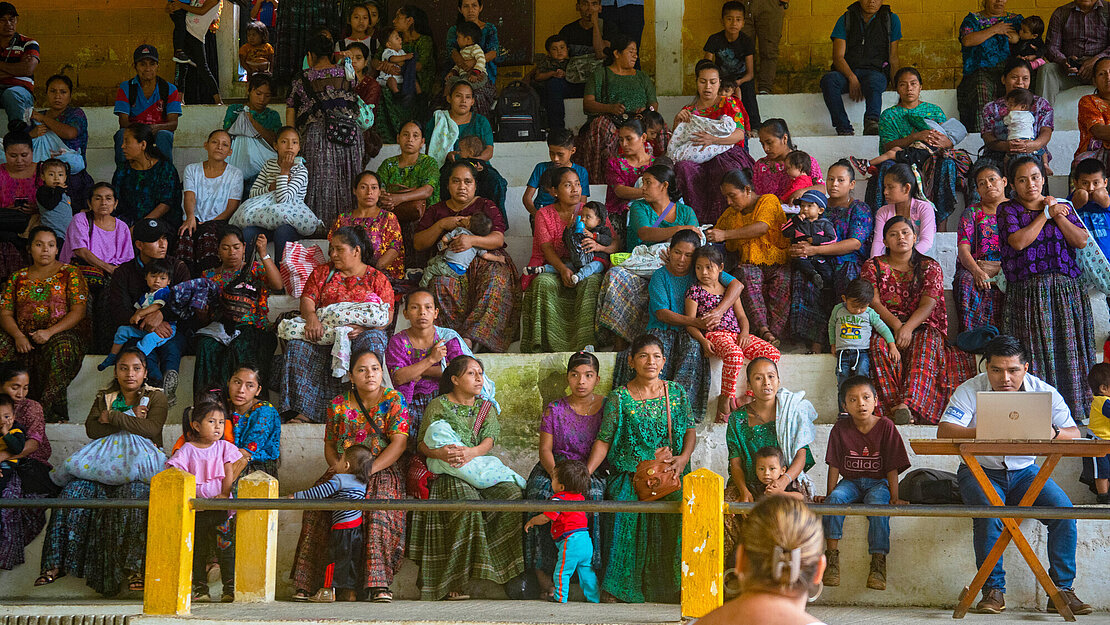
586, 334, 695, 603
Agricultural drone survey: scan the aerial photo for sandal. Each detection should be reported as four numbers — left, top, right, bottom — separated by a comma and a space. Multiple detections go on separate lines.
34, 570, 64, 586
760, 330, 781, 348
128, 574, 145, 592
444, 591, 470, 601
370, 588, 393, 603
286, 414, 313, 424
291, 589, 311, 602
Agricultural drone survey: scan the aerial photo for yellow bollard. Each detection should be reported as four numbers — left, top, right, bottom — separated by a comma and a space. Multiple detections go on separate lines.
144, 468, 196, 616
681, 468, 725, 619
235, 471, 279, 603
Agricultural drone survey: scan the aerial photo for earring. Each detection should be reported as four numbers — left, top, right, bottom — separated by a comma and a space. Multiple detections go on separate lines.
722, 567, 742, 596
807, 581, 824, 603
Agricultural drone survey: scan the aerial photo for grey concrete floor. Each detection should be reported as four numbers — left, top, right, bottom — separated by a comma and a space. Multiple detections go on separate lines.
3, 601, 1110, 625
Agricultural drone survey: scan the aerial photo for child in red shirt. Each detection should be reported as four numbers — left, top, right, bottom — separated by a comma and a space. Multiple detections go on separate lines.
524, 459, 599, 603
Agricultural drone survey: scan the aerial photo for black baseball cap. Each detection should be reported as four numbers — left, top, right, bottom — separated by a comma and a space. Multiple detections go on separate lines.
134, 44, 159, 64
0, 3, 18, 18
133, 219, 169, 243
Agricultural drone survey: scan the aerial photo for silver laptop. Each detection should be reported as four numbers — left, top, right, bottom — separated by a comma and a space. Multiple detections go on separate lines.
975, 392, 1053, 440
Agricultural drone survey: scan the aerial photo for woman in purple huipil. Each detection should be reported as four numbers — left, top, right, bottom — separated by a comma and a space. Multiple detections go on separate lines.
522, 351, 607, 601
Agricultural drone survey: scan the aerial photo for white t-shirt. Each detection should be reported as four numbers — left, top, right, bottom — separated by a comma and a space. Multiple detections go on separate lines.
183, 162, 245, 223
1003, 110, 1036, 141
940, 372, 1075, 470
380, 48, 405, 80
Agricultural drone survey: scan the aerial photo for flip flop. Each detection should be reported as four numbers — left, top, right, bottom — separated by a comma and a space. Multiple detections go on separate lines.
34, 570, 64, 586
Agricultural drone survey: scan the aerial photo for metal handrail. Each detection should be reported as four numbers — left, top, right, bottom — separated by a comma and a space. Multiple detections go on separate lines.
6, 497, 1110, 521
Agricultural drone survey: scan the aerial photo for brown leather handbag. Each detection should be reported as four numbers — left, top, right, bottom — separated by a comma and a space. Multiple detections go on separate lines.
632, 385, 682, 501
389, 184, 427, 223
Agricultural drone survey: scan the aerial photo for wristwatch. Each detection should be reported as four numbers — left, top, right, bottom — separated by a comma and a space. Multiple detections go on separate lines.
1052, 425, 1060, 439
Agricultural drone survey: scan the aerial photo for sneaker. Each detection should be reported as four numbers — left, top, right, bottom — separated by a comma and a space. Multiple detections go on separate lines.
308, 587, 336, 603
866, 553, 886, 590
97, 353, 118, 371
1047, 589, 1093, 615
863, 118, 880, 136
973, 588, 1005, 614
811, 272, 825, 291
173, 50, 196, 66
1097, 492, 1110, 504
191, 588, 211, 603
220, 593, 234, 603
570, 274, 580, 285
164, 370, 179, 407
836, 127, 855, 136
822, 549, 840, 587
849, 156, 873, 179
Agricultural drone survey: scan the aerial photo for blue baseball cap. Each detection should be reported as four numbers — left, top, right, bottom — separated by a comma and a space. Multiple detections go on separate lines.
795, 190, 828, 209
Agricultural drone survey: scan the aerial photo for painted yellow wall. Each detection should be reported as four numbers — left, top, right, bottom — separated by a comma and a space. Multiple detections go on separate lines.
681, 0, 1058, 93
22, 0, 178, 105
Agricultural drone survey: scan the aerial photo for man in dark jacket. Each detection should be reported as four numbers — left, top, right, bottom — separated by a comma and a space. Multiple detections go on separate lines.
105, 218, 191, 403
819, 0, 902, 136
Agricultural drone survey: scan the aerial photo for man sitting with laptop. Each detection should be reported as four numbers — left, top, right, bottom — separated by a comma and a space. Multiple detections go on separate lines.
937, 335, 1091, 616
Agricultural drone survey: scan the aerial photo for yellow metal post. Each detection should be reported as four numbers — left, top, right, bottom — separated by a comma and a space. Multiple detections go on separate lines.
235, 471, 279, 603
144, 468, 196, 616
681, 468, 725, 619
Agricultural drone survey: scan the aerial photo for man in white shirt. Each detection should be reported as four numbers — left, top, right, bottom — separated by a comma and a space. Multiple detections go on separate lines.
937, 335, 1090, 616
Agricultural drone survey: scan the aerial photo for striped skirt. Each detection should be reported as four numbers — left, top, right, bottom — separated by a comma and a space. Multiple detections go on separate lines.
194, 325, 276, 398
1005, 273, 1095, 422
0, 460, 54, 570
289, 464, 406, 592
735, 263, 791, 340
303, 122, 363, 229
39, 480, 150, 596
407, 474, 525, 600
277, 330, 387, 423
953, 266, 1005, 332
956, 66, 1004, 133
789, 268, 833, 346
674, 144, 756, 224
575, 116, 620, 188
0, 329, 86, 423
602, 471, 682, 604
523, 462, 606, 574
521, 273, 604, 353
595, 267, 649, 346
870, 327, 977, 424
428, 255, 521, 353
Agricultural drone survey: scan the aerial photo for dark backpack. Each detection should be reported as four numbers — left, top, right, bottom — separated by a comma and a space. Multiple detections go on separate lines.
128, 77, 170, 116
899, 468, 962, 504
494, 81, 545, 142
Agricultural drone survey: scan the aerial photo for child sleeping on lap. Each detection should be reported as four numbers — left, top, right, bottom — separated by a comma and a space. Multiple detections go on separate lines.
424, 420, 525, 488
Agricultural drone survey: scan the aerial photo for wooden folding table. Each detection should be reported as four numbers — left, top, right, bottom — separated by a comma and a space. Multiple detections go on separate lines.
909, 439, 1110, 621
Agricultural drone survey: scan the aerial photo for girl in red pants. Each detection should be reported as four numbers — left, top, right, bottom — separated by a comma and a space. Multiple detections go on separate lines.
685, 245, 780, 422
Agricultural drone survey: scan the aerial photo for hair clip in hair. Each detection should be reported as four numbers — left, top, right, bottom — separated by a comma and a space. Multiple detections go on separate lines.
771, 545, 802, 584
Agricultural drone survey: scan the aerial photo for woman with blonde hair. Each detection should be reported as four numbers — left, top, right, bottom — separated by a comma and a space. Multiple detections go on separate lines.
695, 497, 827, 625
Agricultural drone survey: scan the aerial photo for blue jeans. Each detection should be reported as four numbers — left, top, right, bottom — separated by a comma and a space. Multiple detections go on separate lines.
243, 224, 299, 263
113, 323, 176, 357
115, 128, 175, 165
822, 477, 891, 553
147, 324, 188, 385
956, 464, 1076, 593
835, 348, 871, 390
0, 85, 33, 125
539, 260, 604, 282
819, 69, 887, 133
537, 77, 584, 131
554, 530, 599, 603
